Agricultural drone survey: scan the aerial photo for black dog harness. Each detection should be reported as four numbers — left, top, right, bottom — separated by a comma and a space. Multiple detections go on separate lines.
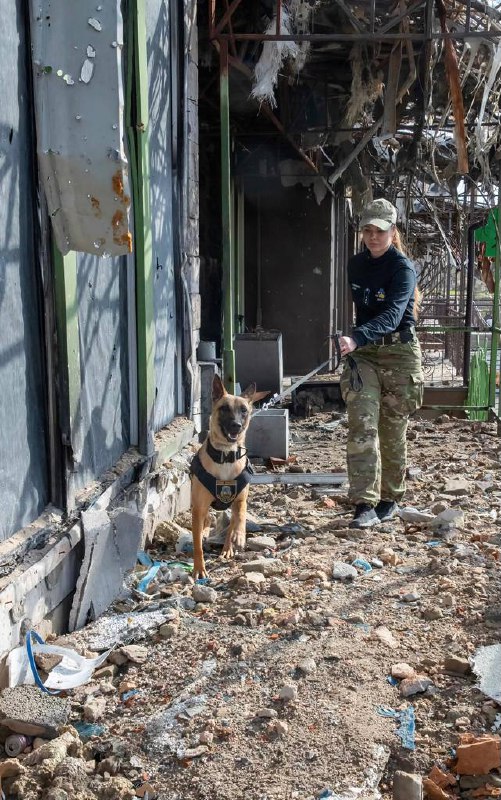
190, 440, 254, 511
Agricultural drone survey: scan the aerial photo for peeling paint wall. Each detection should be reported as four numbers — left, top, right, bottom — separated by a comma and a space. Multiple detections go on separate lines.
29, 0, 132, 257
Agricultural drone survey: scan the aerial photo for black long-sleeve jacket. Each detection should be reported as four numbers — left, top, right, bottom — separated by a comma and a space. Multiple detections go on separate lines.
348, 245, 417, 347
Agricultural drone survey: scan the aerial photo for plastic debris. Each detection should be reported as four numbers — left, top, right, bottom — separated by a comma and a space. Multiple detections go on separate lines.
398, 506, 435, 523
377, 705, 416, 750
136, 551, 192, 594
351, 558, 373, 573
72, 721, 107, 741
7, 631, 112, 692
472, 644, 501, 703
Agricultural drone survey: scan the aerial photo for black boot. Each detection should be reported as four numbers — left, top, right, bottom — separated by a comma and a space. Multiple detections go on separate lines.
349, 503, 379, 529
375, 500, 398, 522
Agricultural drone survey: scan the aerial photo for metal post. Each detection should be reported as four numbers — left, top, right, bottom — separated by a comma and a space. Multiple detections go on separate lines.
464, 221, 483, 384
130, 0, 155, 455
236, 180, 245, 332
220, 40, 236, 392
52, 246, 82, 510
489, 187, 501, 409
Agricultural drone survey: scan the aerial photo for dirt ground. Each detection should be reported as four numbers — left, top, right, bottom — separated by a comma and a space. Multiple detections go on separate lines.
2, 406, 501, 800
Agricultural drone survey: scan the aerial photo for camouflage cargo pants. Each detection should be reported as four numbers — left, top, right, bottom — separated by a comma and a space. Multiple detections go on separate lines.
340, 340, 424, 506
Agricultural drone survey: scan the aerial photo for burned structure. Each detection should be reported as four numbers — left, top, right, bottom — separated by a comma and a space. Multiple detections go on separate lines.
199, 0, 501, 410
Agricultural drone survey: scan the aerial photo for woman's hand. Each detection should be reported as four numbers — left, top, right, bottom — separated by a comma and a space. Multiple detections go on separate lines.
338, 336, 357, 356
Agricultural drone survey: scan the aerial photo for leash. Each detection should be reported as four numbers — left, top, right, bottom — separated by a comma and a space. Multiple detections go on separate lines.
331, 332, 363, 392
262, 332, 362, 409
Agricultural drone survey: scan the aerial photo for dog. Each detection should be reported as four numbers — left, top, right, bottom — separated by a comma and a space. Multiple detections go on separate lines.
190, 374, 256, 579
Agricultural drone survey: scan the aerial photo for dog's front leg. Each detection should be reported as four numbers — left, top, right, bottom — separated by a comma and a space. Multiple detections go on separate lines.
191, 478, 211, 579
192, 505, 208, 579
222, 487, 248, 559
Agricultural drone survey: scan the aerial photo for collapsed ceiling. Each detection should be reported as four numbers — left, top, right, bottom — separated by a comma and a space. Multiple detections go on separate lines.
201, 0, 501, 268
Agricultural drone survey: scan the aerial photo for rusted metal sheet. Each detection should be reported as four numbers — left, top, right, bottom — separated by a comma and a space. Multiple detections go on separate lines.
436, 0, 469, 173
29, 1, 132, 256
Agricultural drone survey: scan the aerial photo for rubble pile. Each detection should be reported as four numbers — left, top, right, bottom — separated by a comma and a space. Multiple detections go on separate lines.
1, 412, 500, 799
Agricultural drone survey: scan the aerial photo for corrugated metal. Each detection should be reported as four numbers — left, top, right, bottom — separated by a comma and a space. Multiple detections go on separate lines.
0, 0, 49, 541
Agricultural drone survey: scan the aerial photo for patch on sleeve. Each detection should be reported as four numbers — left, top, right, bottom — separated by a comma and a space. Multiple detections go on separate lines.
375, 288, 386, 302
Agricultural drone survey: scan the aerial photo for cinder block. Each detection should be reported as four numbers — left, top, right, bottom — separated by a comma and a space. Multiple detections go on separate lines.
246, 408, 289, 460
393, 771, 423, 800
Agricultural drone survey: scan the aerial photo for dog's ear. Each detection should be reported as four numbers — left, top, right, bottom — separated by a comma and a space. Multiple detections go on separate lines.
212, 374, 227, 402
240, 383, 257, 402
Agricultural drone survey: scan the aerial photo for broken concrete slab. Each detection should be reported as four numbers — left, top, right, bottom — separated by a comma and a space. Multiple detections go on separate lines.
64, 608, 178, 652
0, 685, 69, 738
69, 508, 142, 632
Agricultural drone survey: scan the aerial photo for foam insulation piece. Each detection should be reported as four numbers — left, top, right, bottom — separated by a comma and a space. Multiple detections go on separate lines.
472, 644, 501, 703
29, 1, 132, 256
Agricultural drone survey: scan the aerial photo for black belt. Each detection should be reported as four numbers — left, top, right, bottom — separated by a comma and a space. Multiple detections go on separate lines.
373, 328, 416, 346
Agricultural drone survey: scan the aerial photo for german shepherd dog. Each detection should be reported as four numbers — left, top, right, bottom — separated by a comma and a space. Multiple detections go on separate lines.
190, 375, 256, 579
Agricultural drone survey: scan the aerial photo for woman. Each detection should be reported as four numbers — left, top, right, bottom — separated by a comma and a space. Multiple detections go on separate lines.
338, 198, 424, 529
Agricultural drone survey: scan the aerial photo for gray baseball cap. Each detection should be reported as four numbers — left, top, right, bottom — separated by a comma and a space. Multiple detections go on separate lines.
360, 199, 397, 230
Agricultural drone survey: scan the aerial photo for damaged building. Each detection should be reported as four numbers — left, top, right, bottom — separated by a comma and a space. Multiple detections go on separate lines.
1, 2, 501, 794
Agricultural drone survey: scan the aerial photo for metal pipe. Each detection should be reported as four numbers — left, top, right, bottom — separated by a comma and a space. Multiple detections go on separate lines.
214, 0, 244, 36
380, 1, 426, 33
223, 0, 238, 56
236, 181, 245, 332
464, 220, 484, 383
216, 31, 501, 42
130, 0, 155, 457
256, 194, 262, 328
465, 0, 472, 32
209, 0, 216, 39
220, 40, 236, 392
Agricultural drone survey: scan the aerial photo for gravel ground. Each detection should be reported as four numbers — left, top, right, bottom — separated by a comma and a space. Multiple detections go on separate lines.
1, 408, 501, 800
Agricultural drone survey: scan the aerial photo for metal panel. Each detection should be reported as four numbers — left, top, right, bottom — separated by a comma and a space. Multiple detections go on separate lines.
73, 253, 130, 492
29, 0, 132, 257
0, 0, 48, 540
147, 0, 177, 429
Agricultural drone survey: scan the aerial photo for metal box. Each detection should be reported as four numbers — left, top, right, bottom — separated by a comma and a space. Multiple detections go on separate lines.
246, 408, 289, 460
235, 332, 283, 395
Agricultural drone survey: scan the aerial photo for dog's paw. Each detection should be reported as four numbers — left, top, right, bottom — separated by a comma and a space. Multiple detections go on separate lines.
193, 560, 207, 580
222, 530, 246, 559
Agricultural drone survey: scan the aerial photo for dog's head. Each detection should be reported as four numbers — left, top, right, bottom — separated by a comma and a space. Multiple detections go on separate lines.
210, 374, 256, 445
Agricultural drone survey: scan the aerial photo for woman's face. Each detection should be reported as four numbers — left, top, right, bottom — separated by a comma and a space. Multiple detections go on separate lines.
362, 224, 394, 258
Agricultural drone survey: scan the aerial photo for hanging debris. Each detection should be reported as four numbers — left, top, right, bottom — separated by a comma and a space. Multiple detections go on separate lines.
251, 1, 320, 108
